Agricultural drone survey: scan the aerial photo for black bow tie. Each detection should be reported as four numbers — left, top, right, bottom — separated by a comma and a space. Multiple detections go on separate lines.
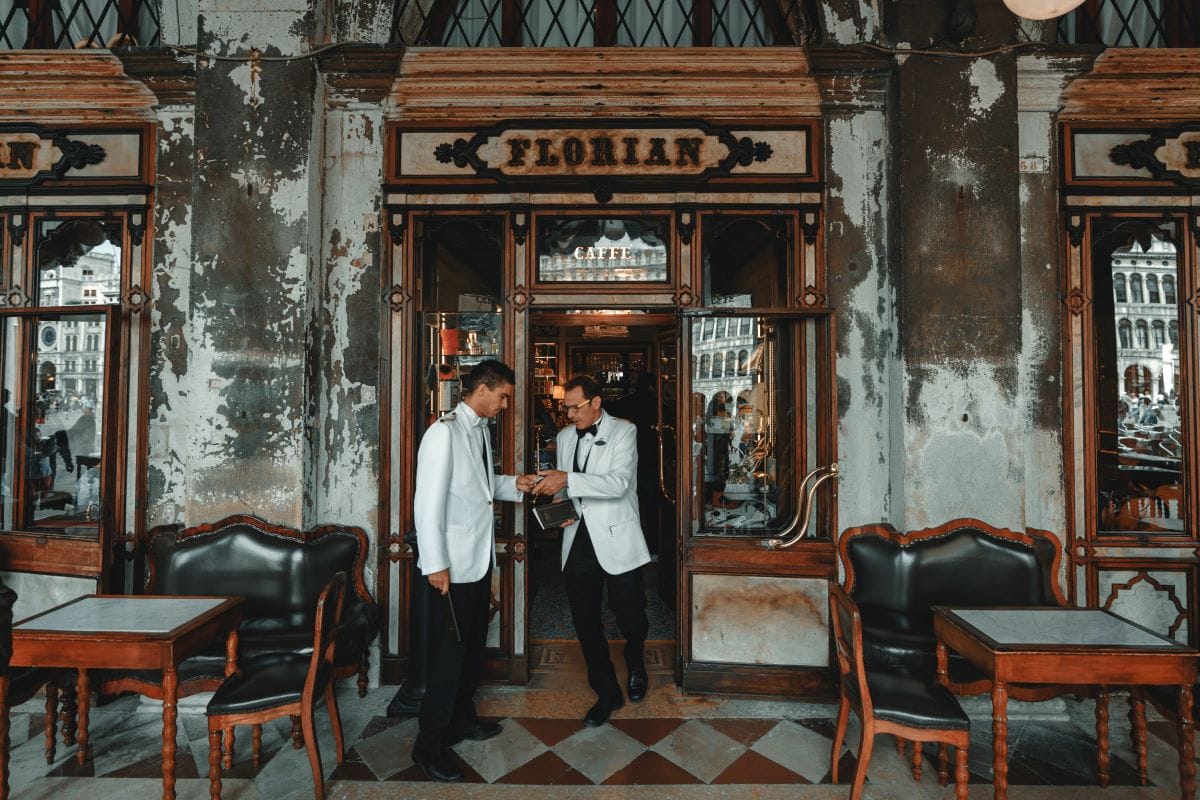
576, 424, 598, 439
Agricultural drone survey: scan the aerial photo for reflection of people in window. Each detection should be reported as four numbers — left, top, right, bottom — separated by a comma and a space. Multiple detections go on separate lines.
66, 397, 97, 463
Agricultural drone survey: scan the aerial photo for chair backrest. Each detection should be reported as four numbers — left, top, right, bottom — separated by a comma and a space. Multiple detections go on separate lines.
304, 572, 348, 702
145, 514, 371, 635
839, 518, 1064, 630
828, 582, 871, 716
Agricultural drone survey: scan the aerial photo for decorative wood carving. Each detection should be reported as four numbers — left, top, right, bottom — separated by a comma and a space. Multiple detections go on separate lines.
1102, 571, 1188, 640
387, 284, 410, 313
124, 285, 148, 315
1065, 288, 1090, 316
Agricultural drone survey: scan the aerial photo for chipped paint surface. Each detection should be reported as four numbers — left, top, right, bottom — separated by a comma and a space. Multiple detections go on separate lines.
820, 0, 878, 44
967, 59, 1005, 117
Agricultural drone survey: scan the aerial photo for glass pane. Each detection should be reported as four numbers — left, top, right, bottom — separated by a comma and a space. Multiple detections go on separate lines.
418, 216, 503, 313
0, 312, 107, 538
1096, 222, 1183, 535
536, 217, 669, 283
615, 0, 693, 46
35, 219, 121, 308
694, 315, 796, 535
701, 215, 789, 307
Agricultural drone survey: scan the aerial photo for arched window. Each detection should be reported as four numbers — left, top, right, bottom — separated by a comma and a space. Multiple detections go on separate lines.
1153, 320, 1166, 346
737, 349, 749, 375
1170, 321, 1179, 346
699, 353, 710, 379
725, 350, 736, 377
1124, 364, 1152, 396
1130, 274, 1144, 303
1147, 274, 1160, 304
1164, 275, 1177, 305
1114, 273, 1127, 303
711, 352, 723, 378
1118, 319, 1132, 348
1135, 320, 1149, 348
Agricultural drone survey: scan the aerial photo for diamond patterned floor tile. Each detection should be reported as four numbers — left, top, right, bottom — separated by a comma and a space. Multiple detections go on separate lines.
497, 750, 593, 784
704, 717, 780, 746
353, 716, 419, 780
752, 719, 839, 783
603, 751, 704, 784
552, 722, 646, 784
609, 717, 686, 747
650, 719, 744, 783
452, 717, 548, 782
514, 717, 586, 747
712, 749, 809, 784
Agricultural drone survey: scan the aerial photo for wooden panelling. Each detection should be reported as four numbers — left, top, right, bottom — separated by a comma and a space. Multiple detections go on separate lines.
0, 53, 157, 123
1060, 50, 1200, 122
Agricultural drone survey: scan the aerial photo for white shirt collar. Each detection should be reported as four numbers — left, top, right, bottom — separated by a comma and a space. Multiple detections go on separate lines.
457, 401, 488, 429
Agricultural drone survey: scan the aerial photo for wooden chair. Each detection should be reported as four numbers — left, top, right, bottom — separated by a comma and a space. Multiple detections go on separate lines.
0, 669, 76, 800
206, 573, 348, 800
829, 583, 969, 800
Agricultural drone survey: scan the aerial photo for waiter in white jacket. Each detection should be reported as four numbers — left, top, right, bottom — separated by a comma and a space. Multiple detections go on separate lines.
530, 374, 652, 726
411, 359, 535, 782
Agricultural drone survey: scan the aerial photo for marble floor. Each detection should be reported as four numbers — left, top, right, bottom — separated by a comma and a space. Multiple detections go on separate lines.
6, 644, 1195, 799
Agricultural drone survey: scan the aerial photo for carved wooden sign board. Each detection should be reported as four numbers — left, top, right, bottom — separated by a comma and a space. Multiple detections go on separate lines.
1110, 127, 1200, 185
392, 120, 814, 200
1065, 124, 1200, 189
0, 125, 107, 187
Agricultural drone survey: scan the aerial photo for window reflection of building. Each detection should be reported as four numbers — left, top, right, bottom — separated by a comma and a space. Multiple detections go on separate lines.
38, 246, 117, 407
1113, 235, 1178, 405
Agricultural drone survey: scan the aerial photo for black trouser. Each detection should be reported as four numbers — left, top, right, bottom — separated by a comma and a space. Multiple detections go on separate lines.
413, 567, 491, 760
564, 521, 648, 703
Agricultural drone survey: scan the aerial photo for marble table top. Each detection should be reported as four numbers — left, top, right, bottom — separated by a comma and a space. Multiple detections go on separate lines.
944, 608, 1185, 649
16, 596, 229, 635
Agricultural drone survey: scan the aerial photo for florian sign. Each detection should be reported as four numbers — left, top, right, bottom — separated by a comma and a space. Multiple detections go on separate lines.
1110, 126, 1200, 186
0, 126, 107, 187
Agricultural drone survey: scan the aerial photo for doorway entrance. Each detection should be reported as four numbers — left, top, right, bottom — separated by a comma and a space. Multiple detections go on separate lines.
525, 311, 679, 675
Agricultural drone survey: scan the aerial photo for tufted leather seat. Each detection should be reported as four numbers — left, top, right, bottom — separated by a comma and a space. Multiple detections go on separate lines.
100, 515, 380, 704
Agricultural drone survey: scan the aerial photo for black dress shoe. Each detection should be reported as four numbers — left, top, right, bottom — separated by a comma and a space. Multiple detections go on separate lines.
584, 695, 625, 727
446, 720, 503, 746
627, 668, 648, 703
411, 750, 462, 783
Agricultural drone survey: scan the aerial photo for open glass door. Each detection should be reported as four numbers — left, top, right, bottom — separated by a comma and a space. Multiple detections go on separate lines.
677, 309, 836, 694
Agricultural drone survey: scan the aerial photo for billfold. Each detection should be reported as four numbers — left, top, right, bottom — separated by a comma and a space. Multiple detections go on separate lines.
532, 499, 578, 529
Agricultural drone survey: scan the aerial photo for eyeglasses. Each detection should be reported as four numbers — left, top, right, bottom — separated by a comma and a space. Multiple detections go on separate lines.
563, 399, 594, 415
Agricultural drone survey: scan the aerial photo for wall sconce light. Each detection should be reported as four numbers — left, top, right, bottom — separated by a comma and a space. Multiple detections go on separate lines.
1001, 0, 1084, 20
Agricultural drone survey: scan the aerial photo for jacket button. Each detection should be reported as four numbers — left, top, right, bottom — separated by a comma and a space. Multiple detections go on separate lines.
487, 501, 493, 505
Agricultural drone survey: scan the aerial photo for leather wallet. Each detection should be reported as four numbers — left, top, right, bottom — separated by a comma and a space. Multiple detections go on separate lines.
532, 499, 578, 529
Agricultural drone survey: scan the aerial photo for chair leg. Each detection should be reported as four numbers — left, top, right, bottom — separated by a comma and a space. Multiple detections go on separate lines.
910, 740, 923, 781
937, 742, 949, 786
301, 704, 325, 800
1, 675, 11, 800
251, 725, 262, 769
850, 724, 874, 800
357, 655, 369, 699
830, 695, 850, 782
895, 736, 906, 756
43, 684, 59, 764
954, 743, 969, 800
207, 727, 223, 800
222, 726, 235, 769
59, 684, 76, 747
290, 714, 304, 749
325, 684, 345, 765
1129, 689, 1148, 785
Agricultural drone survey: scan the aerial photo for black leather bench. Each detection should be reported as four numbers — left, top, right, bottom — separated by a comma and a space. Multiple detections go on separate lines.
101, 515, 380, 703
837, 517, 1072, 698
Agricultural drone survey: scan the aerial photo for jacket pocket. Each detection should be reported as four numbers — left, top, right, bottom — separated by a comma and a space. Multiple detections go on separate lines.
608, 518, 640, 539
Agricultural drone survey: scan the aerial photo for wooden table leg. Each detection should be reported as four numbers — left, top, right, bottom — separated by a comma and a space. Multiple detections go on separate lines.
937, 641, 949, 687
1096, 685, 1110, 788
1129, 689, 1148, 786
75, 670, 89, 766
992, 680, 1009, 800
1179, 684, 1195, 800
162, 667, 178, 800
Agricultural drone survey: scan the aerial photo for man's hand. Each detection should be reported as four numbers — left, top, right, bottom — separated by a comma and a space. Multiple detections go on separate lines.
532, 469, 568, 496
516, 473, 540, 492
427, 569, 450, 595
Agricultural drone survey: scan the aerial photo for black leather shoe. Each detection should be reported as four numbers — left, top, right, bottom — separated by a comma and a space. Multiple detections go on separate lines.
584, 695, 625, 727
411, 750, 462, 783
627, 668, 648, 703
446, 721, 503, 746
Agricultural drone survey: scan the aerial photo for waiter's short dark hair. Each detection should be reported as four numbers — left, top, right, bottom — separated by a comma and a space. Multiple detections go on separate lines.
463, 359, 516, 393
564, 374, 602, 401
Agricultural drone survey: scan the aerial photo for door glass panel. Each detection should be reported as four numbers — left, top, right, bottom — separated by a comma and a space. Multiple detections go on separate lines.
693, 315, 796, 535
35, 220, 121, 308
0, 311, 108, 538
1094, 220, 1184, 535
701, 215, 789, 307
536, 217, 669, 283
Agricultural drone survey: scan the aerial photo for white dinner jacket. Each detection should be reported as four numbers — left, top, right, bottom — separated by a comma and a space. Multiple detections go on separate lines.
414, 402, 522, 583
556, 411, 652, 575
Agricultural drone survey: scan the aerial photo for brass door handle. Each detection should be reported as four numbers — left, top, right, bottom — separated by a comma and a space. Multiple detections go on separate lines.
652, 423, 676, 504
767, 462, 838, 549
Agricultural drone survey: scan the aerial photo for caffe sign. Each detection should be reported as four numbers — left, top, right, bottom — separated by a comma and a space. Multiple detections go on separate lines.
0, 126, 107, 187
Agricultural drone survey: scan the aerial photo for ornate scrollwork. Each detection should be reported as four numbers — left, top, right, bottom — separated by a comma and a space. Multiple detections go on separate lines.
510, 285, 531, 313
800, 286, 826, 307
387, 284, 410, 313
1066, 217, 1085, 248
52, 135, 106, 172
386, 531, 408, 563
7, 216, 27, 247
1065, 288, 1089, 316
433, 137, 480, 169
507, 536, 527, 563
124, 285, 148, 314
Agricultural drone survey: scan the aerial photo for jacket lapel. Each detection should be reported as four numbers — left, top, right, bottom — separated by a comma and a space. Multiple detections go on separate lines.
462, 414, 492, 495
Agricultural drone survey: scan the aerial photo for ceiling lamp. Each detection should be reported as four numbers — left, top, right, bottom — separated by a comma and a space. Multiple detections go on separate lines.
1001, 0, 1085, 19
